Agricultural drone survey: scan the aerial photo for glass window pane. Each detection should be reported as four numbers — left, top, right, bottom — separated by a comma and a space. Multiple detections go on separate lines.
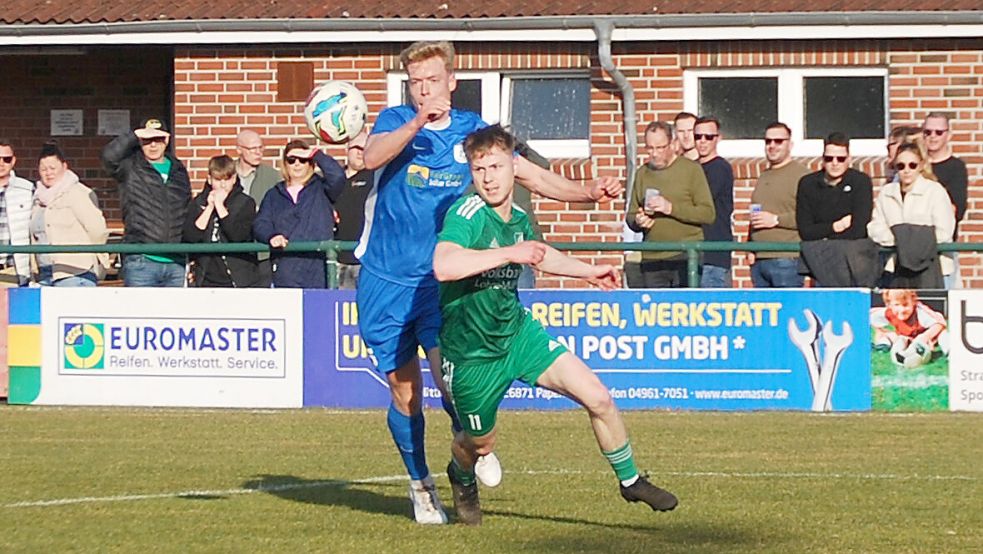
401, 79, 483, 114
698, 78, 777, 139
509, 78, 590, 141
804, 76, 885, 139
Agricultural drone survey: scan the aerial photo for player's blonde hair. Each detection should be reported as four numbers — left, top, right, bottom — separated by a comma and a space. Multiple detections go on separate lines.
882, 289, 918, 304
463, 126, 516, 161
400, 41, 455, 72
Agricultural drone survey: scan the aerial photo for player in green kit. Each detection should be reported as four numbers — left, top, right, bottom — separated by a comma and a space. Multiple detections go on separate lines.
433, 126, 678, 525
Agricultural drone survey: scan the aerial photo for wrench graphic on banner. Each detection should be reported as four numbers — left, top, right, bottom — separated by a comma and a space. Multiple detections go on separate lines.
787, 310, 854, 412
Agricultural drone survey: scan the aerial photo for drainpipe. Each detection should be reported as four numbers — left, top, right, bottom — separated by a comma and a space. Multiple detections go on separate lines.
594, 21, 637, 213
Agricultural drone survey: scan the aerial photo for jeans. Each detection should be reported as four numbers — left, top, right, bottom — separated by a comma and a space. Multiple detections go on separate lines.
751, 257, 804, 288
123, 254, 186, 287
38, 269, 98, 287
944, 255, 960, 289
700, 264, 731, 288
517, 265, 535, 289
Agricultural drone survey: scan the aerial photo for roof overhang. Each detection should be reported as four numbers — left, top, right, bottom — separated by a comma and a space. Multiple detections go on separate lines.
1, 13, 981, 47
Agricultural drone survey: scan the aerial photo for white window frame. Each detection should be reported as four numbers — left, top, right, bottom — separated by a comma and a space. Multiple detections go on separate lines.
683, 67, 889, 158
386, 71, 591, 159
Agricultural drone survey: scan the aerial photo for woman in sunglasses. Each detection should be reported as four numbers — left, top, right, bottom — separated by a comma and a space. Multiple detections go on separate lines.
252, 139, 345, 288
30, 141, 110, 286
868, 143, 955, 288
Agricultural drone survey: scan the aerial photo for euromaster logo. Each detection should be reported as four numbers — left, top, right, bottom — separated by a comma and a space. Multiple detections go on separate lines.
63, 322, 105, 370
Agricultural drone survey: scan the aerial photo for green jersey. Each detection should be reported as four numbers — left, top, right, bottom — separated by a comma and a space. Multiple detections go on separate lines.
437, 194, 536, 365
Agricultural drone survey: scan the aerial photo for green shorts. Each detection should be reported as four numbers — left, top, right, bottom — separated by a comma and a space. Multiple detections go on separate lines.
443, 313, 567, 437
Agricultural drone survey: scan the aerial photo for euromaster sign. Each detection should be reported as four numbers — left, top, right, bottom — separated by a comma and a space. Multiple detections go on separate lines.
11, 288, 303, 407
304, 289, 872, 411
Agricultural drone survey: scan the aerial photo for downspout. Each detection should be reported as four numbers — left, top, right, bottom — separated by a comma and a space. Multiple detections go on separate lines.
594, 20, 637, 207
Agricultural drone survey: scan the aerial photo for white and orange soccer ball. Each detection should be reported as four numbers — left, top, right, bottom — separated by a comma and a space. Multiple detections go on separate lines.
303, 80, 368, 144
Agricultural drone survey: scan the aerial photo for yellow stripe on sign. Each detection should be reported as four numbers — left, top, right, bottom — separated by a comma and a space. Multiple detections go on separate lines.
8, 325, 42, 367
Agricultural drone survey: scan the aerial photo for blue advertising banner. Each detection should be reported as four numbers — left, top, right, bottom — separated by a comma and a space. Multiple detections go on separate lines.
303, 289, 871, 411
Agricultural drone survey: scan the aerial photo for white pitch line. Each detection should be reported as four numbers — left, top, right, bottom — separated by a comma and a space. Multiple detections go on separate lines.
3, 468, 975, 509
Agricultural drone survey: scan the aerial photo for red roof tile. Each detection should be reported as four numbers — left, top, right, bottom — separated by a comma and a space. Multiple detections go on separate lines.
2, 1, 981, 25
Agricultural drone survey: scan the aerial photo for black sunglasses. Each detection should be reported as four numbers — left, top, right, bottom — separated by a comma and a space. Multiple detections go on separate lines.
140, 137, 167, 145
0, 156, 13, 163
764, 138, 788, 145
694, 133, 718, 141
823, 155, 848, 163
923, 129, 947, 136
893, 161, 920, 171
285, 156, 313, 165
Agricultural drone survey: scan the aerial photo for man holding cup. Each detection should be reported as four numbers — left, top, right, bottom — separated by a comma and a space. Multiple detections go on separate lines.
626, 121, 715, 288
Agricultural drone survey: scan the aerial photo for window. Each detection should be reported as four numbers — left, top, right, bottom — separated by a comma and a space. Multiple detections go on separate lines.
684, 68, 888, 157
387, 71, 591, 158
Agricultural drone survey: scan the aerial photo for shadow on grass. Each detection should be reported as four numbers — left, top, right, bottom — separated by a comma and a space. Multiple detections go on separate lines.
241, 474, 757, 548
242, 474, 409, 518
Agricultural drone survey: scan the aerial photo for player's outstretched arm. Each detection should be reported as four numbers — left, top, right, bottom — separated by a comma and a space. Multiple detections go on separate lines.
433, 240, 546, 282
534, 245, 622, 290
514, 156, 624, 203
363, 98, 450, 169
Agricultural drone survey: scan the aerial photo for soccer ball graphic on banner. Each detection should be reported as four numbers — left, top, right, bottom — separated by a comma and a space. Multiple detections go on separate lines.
890, 336, 933, 369
303, 80, 368, 144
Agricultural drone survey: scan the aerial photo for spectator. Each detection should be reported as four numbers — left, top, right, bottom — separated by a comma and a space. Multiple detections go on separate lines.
673, 112, 699, 161
183, 155, 259, 288
102, 117, 191, 287
235, 129, 278, 287
334, 129, 372, 289
253, 139, 345, 288
868, 143, 955, 288
922, 112, 967, 289
0, 139, 33, 287
886, 126, 921, 182
626, 121, 715, 288
29, 142, 109, 287
693, 116, 734, 287
748, 122, 809, 288
796, 133, 873, 242
796, 133, 877, 287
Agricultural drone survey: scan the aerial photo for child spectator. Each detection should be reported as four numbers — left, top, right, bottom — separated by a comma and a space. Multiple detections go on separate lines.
183, 155, 259, 287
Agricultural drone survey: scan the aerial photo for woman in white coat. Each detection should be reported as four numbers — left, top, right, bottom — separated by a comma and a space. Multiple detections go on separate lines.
868, 142, 955, 282
30, 141, 110, 286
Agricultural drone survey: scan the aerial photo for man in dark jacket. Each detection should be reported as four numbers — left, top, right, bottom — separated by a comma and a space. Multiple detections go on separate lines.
102, 117, 192, 286
184, 155, 259, 287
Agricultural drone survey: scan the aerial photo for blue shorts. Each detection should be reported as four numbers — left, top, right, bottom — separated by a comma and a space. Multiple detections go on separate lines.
356, 268, 441, 373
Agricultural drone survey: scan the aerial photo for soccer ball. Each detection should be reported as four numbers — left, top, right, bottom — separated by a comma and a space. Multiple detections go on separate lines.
890, 336, 933, 369
303, 80, 368, 144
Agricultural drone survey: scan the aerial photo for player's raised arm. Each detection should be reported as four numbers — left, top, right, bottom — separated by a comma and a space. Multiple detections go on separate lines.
433, 240, 546, 282
533, 244, 622, 290
513, 155, 624, 203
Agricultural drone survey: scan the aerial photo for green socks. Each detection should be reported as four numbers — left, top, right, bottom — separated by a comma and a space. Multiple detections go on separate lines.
602, 442, 639, 482
450, 457, 476, 486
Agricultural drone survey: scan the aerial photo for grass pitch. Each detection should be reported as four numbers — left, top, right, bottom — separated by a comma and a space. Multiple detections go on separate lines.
1, 407, 980, 553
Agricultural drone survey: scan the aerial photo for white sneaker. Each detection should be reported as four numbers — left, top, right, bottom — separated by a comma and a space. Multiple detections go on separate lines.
474, 452, 502, 488
408, 476, 448, 524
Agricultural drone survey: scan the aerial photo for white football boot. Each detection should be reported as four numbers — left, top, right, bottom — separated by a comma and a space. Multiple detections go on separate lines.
474, 452, 503, 488
408, 475, 448, 524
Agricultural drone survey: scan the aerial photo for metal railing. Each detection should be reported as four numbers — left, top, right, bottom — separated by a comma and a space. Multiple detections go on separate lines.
3, 240, 969, 288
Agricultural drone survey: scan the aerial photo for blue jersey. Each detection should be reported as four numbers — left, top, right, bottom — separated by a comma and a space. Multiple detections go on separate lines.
356, 105, 486, 287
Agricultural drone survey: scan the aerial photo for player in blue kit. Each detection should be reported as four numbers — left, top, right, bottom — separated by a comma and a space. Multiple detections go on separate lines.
359, 40, 623, 524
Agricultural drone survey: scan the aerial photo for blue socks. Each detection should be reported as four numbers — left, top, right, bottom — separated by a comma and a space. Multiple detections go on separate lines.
387, 404, 429, 480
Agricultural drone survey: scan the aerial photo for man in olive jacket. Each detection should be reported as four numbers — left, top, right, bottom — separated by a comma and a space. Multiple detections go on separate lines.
102, 117, 191, 286
627, 121, 715, 288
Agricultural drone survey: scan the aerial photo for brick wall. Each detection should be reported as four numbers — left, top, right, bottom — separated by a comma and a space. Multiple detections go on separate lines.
170, 38, 982, 288
0, 47, 172, 223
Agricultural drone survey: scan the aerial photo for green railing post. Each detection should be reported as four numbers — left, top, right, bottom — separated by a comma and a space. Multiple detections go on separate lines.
687, 247, 700, 288
325, 241, 339, 289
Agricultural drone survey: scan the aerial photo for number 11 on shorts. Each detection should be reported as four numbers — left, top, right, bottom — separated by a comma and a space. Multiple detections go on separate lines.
467, 414, 482, 431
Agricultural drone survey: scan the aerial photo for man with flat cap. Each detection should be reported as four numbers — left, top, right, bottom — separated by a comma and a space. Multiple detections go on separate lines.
102, 117, 192, 286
